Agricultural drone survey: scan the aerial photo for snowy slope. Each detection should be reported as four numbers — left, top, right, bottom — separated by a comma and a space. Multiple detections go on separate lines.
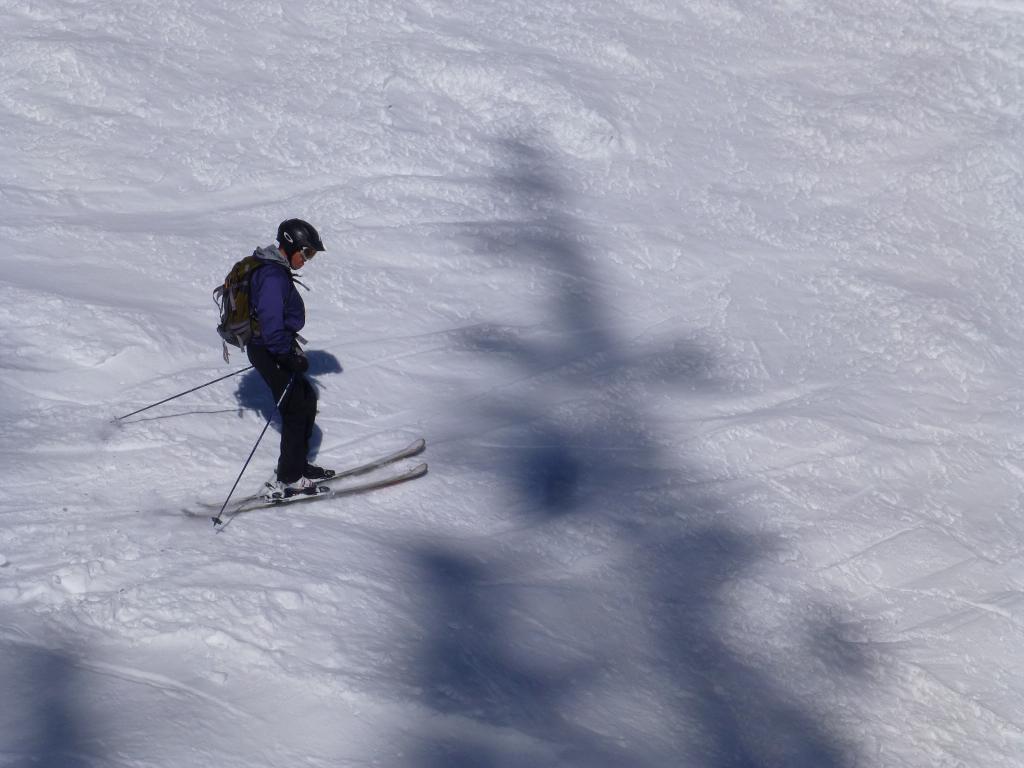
2, 0, 1024, 765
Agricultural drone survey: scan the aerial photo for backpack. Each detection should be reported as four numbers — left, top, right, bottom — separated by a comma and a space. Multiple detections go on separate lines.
213, 254, 264, 362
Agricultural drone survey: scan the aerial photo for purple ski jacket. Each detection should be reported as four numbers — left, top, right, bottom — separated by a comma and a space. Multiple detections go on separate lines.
248, 245, 305, 357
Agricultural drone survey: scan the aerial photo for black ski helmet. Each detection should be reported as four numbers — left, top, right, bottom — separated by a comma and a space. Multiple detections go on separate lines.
277, 218, 325, 256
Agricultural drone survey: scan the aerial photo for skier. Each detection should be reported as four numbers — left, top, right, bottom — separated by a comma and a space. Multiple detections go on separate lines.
247, 218, 333, 499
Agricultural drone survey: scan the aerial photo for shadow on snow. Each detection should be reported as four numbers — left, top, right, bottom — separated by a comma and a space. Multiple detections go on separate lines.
233, 349, 342, 462
0, 641, 98, 767
406, 139, 868, 767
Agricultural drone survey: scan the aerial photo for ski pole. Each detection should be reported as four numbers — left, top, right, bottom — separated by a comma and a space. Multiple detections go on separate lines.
212, 373, 296, 527
113, 366, 254, 422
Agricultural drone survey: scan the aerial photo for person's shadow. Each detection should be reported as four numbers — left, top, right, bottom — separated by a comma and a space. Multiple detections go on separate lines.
2, 639, 101, 767
234, 350, 343, 461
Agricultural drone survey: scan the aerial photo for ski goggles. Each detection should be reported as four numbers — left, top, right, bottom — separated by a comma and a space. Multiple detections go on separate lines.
299, 245, 319, 260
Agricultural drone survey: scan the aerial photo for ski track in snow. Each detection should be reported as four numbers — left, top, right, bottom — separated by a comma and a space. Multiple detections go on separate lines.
2, 0, 1024, 765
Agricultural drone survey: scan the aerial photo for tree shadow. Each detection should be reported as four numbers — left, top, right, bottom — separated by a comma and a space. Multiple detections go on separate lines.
643, 529, 855, 766
410, 547, 646, 768
0, 641, 98, 767
407, 138, 866, 765
232, 349, 343, 461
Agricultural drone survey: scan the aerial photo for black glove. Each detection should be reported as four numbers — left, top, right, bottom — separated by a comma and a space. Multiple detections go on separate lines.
277, 352, 309, 374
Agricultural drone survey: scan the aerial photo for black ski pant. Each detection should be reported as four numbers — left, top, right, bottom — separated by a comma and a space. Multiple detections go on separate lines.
247, 344, 318, 483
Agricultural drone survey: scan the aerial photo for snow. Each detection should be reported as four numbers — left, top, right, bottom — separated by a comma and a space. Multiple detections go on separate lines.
2, 0, 1024, 765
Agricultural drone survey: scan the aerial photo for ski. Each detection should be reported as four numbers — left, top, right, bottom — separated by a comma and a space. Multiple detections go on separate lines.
212, 462, 428, 529
319, 437, 426, 484
209, 486, 330, 525
249, 462, 427, 510
211, 437, 427, 511
263, 484, 332, 503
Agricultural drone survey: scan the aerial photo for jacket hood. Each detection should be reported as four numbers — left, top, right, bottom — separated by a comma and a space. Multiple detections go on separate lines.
252, 244, 291, 268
